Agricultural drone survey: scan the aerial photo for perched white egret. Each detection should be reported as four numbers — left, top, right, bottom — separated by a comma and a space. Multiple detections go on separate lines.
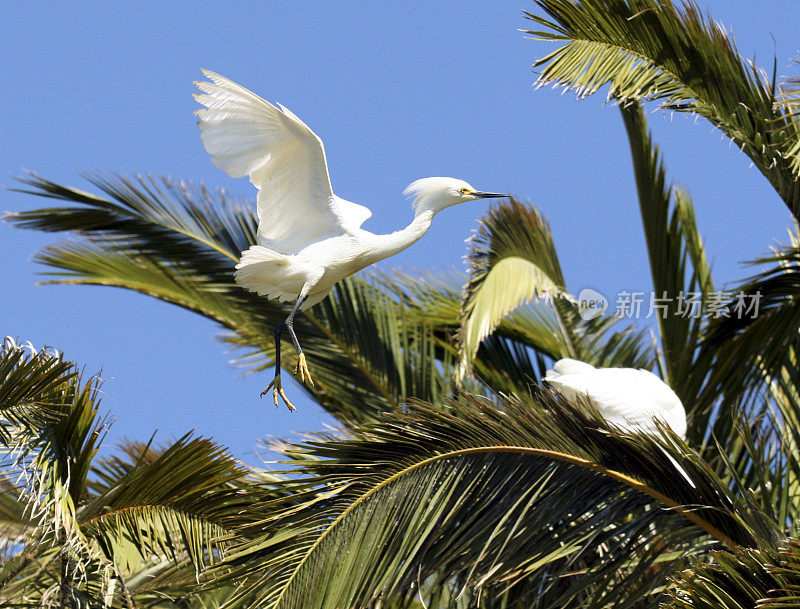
544, 359, 687, 438
194, 70, 508, 410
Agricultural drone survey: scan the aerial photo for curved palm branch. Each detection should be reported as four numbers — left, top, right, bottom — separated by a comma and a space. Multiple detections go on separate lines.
784, 65, 800, 175
457, 199, 566, 371
208, 390, 764, 609
78, 434, 250, 570
6, 173, 466, 425
456, 198, 653, 383
525, 0, 800, 216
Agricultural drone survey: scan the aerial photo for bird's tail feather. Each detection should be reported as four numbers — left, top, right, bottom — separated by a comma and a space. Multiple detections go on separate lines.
235, 245, 300, 301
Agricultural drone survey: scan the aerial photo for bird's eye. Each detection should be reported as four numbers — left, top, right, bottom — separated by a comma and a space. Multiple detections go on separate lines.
460, 188, 470, 195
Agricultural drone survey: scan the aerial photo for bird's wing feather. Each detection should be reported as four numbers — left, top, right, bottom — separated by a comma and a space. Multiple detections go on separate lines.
194, 70, 371, 253
547, 358, 596, 378
333, 196, 372, 228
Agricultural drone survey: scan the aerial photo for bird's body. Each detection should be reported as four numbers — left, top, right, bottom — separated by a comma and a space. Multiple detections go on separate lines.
235, 201, 437, 311
544, 358, 686, 438
194, 70, 507, 408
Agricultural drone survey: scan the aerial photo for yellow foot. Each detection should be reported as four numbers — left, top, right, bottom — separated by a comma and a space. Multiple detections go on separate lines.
260, 374, 296, 411
292, 353, 315, 388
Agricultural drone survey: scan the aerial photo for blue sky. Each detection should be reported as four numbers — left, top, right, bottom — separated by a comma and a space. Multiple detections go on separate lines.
2, 2, 798, 463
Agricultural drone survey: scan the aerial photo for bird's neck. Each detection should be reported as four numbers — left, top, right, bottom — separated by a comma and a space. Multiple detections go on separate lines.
373, 209, 435, 262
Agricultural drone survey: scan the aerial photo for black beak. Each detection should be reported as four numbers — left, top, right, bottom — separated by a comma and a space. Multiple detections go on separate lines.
473, 191, 508, 199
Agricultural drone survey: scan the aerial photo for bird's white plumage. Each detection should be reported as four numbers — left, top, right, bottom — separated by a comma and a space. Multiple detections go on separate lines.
544, 358, 687, 438
194, 70, 509, 407
194, 70, 506, 314
403, 177, 474, 214
194, 70, 371, 254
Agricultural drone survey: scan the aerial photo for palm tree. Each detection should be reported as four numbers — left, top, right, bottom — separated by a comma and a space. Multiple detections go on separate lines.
5, 1, 800, 607
0, 337, 269, 607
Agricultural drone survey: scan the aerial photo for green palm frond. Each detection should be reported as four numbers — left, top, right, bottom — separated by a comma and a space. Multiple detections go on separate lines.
695, 244, 800, 416
673, 188, 714, 297
6, 174, 470, 424
778, 61, 800, 175
9, 172, 255, 264
671, 238, 800, 499
470, 334, 548, 395
0, 475, 31, 559
79, 433, 250, 570
210, 390, 762, 609
0, 337, 75, 446
669, 537, 800, 609
620, 102, 713, 402
703, 411, 797, 550
375, 269, 464, 328
0, 343, 266, 606
45, 373, 109, 504
525, 0, 800, 215
458, 199, 565, 375
85, 438, 162, 499
456, 198, 653, 383
304, 277, 463, 408
764, 347, 800, 526
377, 269, 562, 395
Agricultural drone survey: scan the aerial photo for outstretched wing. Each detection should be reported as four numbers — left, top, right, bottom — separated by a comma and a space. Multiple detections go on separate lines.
194, 70, 371, 253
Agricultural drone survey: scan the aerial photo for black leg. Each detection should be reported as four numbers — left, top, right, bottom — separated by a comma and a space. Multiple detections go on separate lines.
262, 321, 295, 410
284, 295, 307, 356
273, 323, 284, 378
261, 295, 311, 410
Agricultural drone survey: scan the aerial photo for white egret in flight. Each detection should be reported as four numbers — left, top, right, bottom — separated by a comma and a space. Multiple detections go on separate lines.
544, 359, 687, 438
194, 70, 508, 410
